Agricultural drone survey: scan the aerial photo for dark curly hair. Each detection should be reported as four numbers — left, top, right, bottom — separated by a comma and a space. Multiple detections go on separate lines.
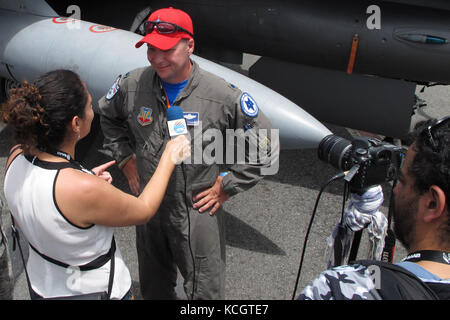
0, 70, 88, 154
410, 117, 450, 244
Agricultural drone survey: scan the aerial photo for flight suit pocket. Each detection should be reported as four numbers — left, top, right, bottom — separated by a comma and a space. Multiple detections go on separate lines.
193, 255, 208, 298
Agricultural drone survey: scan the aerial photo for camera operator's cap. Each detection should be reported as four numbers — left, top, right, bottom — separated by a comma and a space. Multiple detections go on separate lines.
135, 7, 194, 50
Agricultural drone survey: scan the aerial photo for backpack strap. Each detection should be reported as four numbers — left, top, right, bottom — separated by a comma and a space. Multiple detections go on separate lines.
27, 238, 115, 271
11, 217, 116, 299
354, 259, 439, 300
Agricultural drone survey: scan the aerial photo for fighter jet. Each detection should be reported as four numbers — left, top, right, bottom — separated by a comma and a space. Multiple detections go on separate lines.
42, 0, 450, 139
1, 0, 449, 146
0, 0, 332, 151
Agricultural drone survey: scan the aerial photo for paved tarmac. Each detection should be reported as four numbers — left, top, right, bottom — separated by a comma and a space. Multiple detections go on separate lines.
0, 63, 448, 300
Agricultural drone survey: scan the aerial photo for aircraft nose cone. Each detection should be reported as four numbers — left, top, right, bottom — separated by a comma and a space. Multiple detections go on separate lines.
276, 110, 333, 150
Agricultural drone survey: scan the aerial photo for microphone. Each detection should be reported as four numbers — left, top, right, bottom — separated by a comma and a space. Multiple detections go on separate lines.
166, 108, 195, 294
167, 106, 188, 138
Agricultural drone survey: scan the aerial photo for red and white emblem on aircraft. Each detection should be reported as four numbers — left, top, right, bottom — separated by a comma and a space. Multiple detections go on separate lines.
89, 25, 118, 33
52, 17, 78, 24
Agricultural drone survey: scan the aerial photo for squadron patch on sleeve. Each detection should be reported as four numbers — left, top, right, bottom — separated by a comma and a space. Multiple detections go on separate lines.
240, 93, 259, 118
106, 75, 122, 100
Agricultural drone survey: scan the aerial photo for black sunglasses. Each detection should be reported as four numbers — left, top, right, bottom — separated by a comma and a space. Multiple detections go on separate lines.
144, 20, 193, 38
420, 116, 450, 152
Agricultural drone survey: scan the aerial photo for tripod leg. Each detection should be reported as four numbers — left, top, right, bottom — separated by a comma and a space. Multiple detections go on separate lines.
348, 230, 363, 263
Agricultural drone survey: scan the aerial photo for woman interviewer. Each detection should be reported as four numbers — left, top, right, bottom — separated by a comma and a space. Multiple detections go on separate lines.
1, 69, 190, 299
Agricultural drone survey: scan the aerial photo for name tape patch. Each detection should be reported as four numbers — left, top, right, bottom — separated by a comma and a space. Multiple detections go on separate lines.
184, 112, 199, 126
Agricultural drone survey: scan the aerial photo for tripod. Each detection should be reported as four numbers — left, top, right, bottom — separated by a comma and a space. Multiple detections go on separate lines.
329, 182, 397, 268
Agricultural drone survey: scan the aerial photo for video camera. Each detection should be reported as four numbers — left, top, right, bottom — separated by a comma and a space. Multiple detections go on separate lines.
318, 135, 405, 194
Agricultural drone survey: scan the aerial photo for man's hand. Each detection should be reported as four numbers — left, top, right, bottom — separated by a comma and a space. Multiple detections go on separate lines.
193, 176, 230, 216
122, 156, 140, 195
91, 160, 116, 184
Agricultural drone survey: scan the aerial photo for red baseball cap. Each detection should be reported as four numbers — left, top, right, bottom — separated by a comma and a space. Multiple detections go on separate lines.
135, 7, 194, 50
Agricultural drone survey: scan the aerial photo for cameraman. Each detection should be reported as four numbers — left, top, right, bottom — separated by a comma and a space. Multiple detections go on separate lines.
298, 117, 450, 300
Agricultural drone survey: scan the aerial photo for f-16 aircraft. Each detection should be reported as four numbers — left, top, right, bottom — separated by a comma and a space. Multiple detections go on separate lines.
1, 0, 449, 148
0, 0, 332, 150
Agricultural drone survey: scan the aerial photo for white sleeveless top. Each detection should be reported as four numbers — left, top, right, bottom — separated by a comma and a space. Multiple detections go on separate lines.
4, 154, 131, 299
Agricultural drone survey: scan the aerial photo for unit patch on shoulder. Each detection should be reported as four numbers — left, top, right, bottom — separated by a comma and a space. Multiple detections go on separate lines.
106, 75, 122, 100
240, 93, 259, 118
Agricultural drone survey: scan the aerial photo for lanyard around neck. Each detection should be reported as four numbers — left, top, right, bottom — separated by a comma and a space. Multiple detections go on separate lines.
42, 147, 93, 175
48, 148, 73, 162
159, 78, 171, 109
402, 250, 450, 265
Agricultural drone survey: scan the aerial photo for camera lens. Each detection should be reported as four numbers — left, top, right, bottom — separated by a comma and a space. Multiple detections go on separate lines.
318, 135, 353, 171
